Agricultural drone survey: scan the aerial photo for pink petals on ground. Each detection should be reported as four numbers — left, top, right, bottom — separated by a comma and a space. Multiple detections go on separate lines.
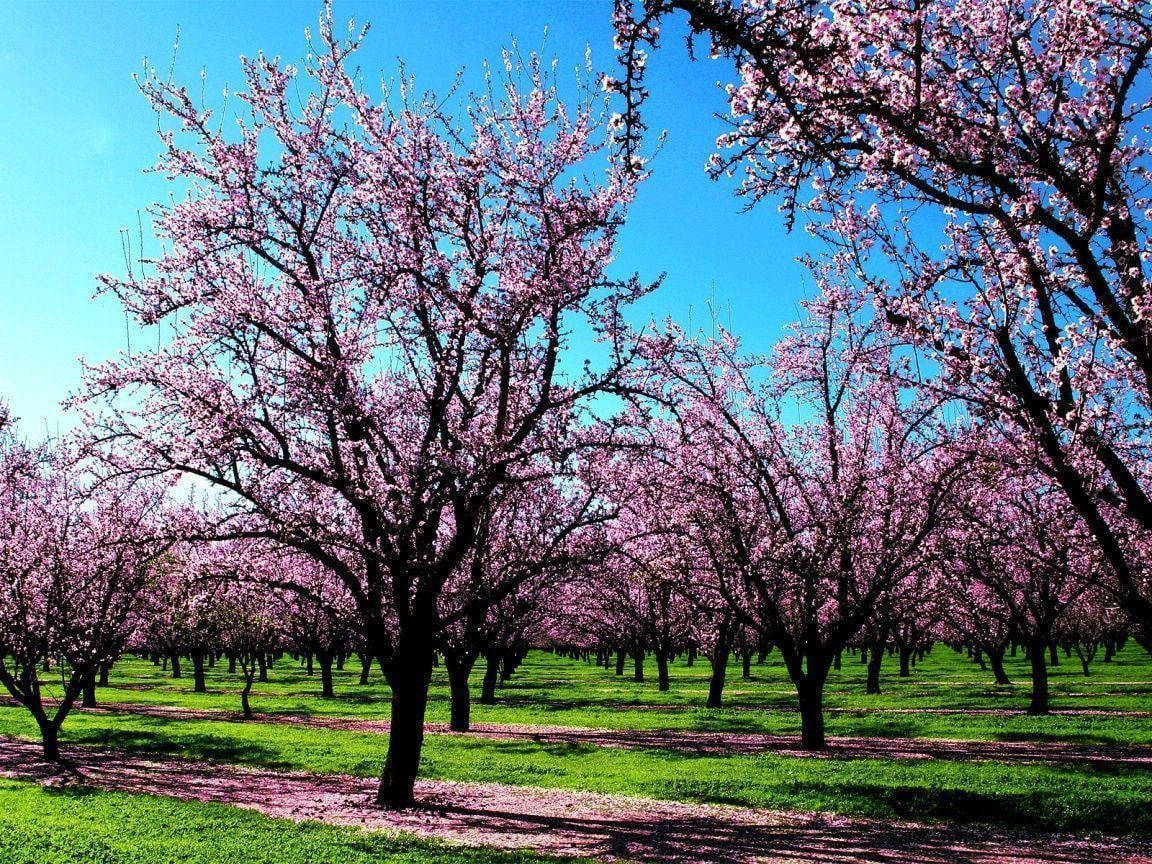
0, 736, 1146, 864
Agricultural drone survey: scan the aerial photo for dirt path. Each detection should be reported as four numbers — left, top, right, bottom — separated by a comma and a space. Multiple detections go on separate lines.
45, 700, 1152, 767
0, 737, 1146, 864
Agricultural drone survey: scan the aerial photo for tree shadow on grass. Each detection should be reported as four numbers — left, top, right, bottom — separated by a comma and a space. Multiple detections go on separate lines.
67, 725, 299, 773
6, 737, 1145, 864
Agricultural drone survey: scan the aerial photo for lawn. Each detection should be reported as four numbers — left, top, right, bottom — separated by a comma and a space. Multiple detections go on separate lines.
1, 645, 1149, 838
70, 642, 1152, 744
0, 776, 588, 864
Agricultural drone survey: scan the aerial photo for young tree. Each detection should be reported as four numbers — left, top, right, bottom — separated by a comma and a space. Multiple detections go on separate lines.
860, 566, 945, 694
627, 283, 964, 748
216, 579, 285, 720
277, 558, 356, 699
587, 444, 698, 692
134, 555, 222, 693
437, 474, 610, 730
612, 0, 1152, 647
83, 10, 648, 806
950, 461, 1104, 713
0, 425, 170, 759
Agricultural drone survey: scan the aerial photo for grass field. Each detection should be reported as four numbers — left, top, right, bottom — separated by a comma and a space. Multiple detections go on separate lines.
1, 645, 1150, 862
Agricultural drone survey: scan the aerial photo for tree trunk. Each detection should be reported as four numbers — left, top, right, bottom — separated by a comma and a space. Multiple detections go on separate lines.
170, 654, 182, 678
446, 654, 476, 732
797, 676, 826, 750
632, 650, 645, 682
614, 649, 626, 676
987, 646, 1012, 685
1074, 642, 1096, 677
241, 669, 255, 719
191, 651, 207, 693
480, 652, 500, 705
1028, 638, 1050, 715
98, 663, 110, 687
319, 652, 335, 698
39, 718, 60, 761
655, 650, 670, 692
866, 641, 884, 694
377, 640, 435, 809
227, 653, 237, 674
81, 673, 97, 709
257, 652, 268, 682
707, 623, 733, 709
358, 652, 373, 685
898, 644, 912, 677
973, 647, 987, 670
741, 651, 751, 679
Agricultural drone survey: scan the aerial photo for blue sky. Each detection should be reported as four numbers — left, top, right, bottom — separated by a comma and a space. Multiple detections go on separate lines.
0, 0, 817, 432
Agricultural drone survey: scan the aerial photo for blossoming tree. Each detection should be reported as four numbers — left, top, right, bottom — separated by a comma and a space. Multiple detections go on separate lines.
0, 419, 172, 759
83, 10, 648, 806
612, 0, 1152, 648
623, 283, 965, 748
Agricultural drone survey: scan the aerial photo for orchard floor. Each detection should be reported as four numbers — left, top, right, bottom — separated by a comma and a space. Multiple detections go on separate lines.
2, 646, 1151, 863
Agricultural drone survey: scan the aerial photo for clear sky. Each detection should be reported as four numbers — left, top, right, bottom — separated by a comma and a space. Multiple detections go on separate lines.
0, 0, 818, 433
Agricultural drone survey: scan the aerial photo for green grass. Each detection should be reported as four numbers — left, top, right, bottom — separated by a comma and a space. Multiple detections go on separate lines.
74, 645, 1152, 746
1, 696, 1149, 836
3, 645, 1151, 841
0, 776, 587, 864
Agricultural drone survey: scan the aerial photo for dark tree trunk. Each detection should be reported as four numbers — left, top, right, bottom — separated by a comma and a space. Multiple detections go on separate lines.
866, 641, 884, 694
319, 652, 335, 698
257, 652, 268, 682
742, 651, 751, 679
973, 647, 987, 670
336, 654, 345, 671
377, 639, 435, 809
98, 663, 110, 687
445, 653, 476, 732
480, 652, 500, 705
227, 653, 237, 674
38, 718, 60, 761
797, 675, 826, 750
306, 653, 314, 675
707, 622, 733, 709
1028, 638, 1050, 715
614, 649, 626, 676
81, 673, 97, 708
191, 651, 207, 693
1074, 642, 1096, 677
632, 650, 645, 682
655, 650, 670, 692
987, 646, 1012, 685
170, 654, 182, 678
1048, 642, 1060, 666
241, 668, 255, 719
358, 652, 373, 685
898, 644, 912, 677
